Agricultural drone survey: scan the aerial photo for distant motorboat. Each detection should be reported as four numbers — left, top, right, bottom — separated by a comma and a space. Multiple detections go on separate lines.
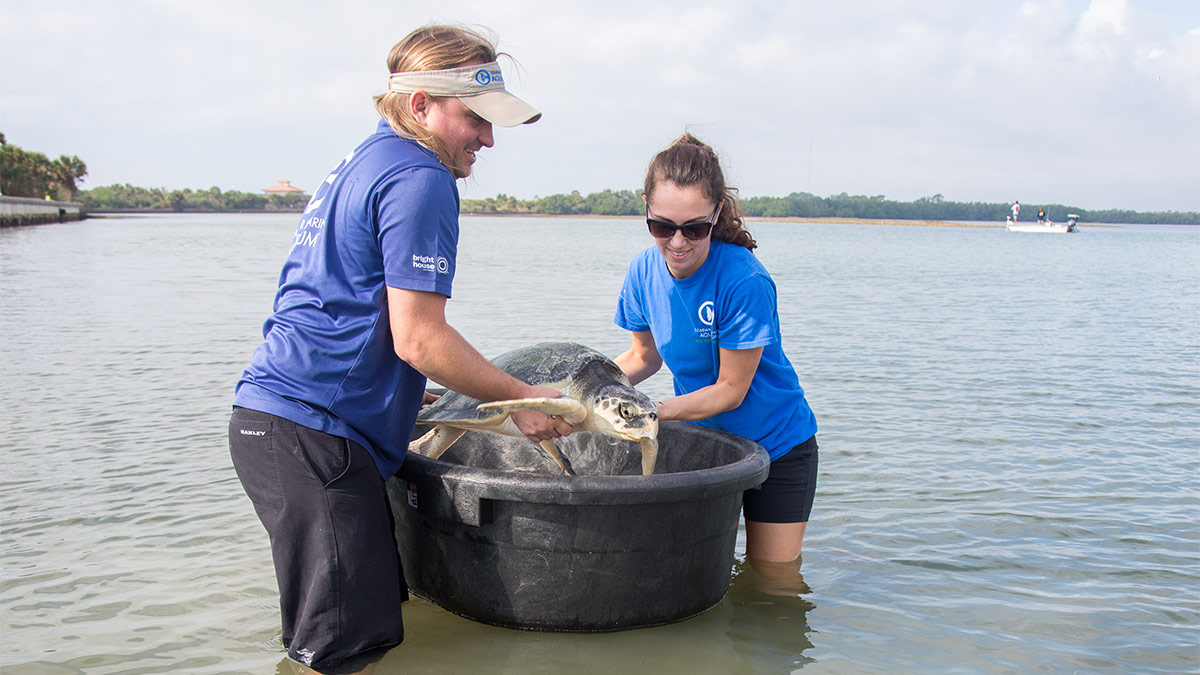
1007, 213, 1079, 234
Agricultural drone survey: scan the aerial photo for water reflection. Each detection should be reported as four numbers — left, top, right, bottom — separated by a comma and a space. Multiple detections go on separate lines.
285, 555, 817, 675
738, 556, 814, 598
727, 557, 816, 672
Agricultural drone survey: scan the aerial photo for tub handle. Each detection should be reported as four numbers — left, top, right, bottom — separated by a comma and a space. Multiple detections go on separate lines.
408, 478, 490, 527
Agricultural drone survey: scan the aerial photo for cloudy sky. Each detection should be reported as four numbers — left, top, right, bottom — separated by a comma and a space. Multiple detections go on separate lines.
3, 0, 1197, 212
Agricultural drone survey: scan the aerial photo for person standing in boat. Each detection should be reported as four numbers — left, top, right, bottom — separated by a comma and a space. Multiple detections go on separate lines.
1012, 200, 1021, 223
1037, 207, 1046, 225
228, 25, 571, 673
613, 134, 819, 565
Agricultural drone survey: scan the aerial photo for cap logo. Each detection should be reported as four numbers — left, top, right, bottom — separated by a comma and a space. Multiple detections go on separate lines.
473, 68, 503, 86
385, 61, 539, 127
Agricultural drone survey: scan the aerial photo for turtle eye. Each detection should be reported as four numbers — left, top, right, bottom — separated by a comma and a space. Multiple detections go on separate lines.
618, 403, 635, 419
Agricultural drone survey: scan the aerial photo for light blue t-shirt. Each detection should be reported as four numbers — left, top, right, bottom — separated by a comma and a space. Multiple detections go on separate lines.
234, 119, 459, 478
614, 241, 817, 459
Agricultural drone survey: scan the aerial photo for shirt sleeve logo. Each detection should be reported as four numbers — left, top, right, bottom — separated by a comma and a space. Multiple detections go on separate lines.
412, 254, 436, 271
412, 255, 452, 274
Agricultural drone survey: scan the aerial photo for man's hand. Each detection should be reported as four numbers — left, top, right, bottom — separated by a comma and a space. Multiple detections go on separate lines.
509, 386, 575, 442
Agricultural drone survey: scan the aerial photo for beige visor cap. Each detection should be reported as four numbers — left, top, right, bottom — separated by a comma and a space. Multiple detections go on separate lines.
387, 61, 541, 127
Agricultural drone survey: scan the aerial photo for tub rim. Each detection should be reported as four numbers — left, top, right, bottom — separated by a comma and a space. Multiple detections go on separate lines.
397, 421, 771, 507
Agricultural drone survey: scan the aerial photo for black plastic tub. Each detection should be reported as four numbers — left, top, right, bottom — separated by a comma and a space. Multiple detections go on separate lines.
385, 421, 770, 632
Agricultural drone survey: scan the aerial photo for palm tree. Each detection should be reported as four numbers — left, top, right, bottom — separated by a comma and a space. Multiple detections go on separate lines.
52, 155, 88, 201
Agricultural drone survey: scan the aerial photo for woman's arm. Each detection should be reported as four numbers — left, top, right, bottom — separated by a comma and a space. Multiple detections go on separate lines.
614, 331, 663, 386
658, 346, 763, 422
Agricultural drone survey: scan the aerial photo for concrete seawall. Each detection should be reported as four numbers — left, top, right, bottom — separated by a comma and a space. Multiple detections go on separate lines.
0, 196, 85, 227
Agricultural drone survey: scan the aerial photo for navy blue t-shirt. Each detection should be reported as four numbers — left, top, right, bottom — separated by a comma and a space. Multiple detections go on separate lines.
234, 119, 459, 477
615, 241, 817, 459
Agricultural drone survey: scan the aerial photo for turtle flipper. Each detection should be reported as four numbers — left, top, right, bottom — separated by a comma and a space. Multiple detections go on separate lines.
538, 439, 576, 476
478, 397, 588, 424
409, 425, 467, 460
638, 437, 658, 476
417, 406, 500, 425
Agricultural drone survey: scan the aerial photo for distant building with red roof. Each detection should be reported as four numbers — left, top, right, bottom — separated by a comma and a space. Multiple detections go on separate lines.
263, 179, 306, 195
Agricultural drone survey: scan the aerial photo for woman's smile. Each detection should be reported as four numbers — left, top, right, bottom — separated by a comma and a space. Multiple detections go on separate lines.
646, 182, 715, 279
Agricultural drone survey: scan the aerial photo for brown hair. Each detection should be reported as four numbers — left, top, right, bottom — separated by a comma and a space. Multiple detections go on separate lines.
372, 25, 498, 171
643, 133, 757, 251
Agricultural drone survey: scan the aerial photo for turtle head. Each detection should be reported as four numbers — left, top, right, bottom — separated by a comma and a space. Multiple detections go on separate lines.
591, 385, 658, 442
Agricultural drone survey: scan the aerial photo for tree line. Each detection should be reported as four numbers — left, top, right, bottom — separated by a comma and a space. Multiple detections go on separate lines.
0, 134, 308, 211
0, 132, 88, 201
81, 183, 310, 212
72, 185, 1200, 224
463, 189, 1197, 225
3, 134, 1193, 223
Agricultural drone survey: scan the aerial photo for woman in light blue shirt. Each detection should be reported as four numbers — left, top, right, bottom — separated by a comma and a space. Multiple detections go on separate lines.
615, 134, 819, 563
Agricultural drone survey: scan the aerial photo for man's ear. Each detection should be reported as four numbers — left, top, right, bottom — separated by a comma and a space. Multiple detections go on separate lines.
408, 90, 432, 124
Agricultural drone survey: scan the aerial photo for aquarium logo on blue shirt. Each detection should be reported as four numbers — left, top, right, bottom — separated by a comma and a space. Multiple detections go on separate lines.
696, 300, 716, 342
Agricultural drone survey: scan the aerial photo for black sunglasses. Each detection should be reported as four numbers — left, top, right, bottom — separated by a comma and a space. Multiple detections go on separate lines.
646, 203, 720, 241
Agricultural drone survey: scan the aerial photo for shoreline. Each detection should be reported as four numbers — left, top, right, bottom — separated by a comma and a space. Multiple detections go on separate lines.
458, 212, 993, 227
746, 216, 987, 227
459, 214, 1138, 227
85, 209, 988, 227
78, 210, 1166, 227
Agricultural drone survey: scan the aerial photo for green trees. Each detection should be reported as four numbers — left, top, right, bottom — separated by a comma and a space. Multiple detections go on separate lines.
460, 193, 526, 213
0, 132, 88, 200
78, 184, 309, 211
1, 132, 312, 212
739, 192, 1195, 224
582, 189, 642, 215
533, 191, 583, 215
463, 189, 644, 216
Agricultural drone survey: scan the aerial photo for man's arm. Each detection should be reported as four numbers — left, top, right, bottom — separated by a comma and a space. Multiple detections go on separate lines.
387, 287, 572, 440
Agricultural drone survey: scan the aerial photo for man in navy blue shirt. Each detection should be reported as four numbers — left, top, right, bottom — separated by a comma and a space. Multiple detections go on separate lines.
229, 25, 571, 673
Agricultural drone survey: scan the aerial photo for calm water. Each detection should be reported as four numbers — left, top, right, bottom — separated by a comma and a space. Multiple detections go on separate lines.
2, 214, 1197, 673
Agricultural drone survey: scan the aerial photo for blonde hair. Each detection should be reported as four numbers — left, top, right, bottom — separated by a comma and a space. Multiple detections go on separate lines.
372, 25, 498, 171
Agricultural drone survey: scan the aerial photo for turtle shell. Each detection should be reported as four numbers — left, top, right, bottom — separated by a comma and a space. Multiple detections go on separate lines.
416, 342, 627, 425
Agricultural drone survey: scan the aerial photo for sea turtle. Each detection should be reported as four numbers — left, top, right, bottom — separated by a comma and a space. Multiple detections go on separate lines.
408, 342, 660, 475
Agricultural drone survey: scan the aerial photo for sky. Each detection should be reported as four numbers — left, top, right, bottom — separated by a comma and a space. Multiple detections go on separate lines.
2, 0, 1197, 212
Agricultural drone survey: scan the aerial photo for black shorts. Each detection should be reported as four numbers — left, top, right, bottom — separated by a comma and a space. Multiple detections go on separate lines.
741, 435, 819, 524
229, 407, 406, 673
